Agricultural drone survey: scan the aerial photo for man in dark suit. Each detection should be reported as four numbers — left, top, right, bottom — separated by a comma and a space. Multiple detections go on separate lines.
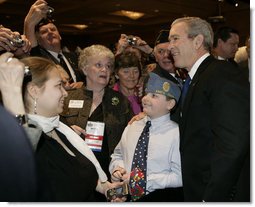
212, 26, 239, 66
168, 17, 250, 201
24, 0, 84, 89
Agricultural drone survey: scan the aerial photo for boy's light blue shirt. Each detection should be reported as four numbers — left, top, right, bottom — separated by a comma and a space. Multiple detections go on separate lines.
109, 113, 182, 194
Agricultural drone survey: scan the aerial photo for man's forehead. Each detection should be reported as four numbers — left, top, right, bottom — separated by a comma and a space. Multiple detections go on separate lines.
39, 23, 57, 31
229, 33, 239, 39
226, 33, 239, 43
170, 22, 187, 34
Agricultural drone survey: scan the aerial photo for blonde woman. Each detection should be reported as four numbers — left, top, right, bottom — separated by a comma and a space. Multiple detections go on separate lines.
61, 45, 133, 190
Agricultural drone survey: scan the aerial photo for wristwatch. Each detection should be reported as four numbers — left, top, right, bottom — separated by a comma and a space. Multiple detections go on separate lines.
15, 114, 28, 126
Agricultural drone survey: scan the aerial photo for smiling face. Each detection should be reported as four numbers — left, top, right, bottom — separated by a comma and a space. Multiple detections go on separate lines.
142, 92, 174, 119
34, 68, 67, 117
37, 23, 62, 52
84, 55, 113, 90
117, 66, 140, 90
169, 22, 198, 71
154, 42, 175, 73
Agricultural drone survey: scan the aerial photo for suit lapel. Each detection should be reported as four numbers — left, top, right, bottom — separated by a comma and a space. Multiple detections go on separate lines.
40, 47, 59, 64
63, 51, 78, 70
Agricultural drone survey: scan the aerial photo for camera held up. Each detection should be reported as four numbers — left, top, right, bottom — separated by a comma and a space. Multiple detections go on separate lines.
46, 6, 54, 19
127, 36, 137, 46
9, 35, 24, 48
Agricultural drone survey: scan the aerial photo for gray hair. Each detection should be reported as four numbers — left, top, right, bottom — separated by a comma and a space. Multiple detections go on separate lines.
171, 17, 213, 52
78, 44, 115, 70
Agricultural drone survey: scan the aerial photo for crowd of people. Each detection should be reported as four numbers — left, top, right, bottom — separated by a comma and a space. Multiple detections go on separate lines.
0, 0, 250, 202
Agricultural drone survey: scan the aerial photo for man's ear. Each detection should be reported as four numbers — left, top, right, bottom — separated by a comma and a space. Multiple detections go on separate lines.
217, 38, 224, 47
194, 34, 204, 50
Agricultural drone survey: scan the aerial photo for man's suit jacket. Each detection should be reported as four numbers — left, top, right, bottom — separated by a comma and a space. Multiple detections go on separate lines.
179, 55, 250, 201
238, 60, 249, 81
30, 45, 84, 82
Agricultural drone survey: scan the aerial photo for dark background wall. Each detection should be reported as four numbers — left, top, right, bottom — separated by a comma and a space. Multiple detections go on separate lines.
0, 0, 250, 52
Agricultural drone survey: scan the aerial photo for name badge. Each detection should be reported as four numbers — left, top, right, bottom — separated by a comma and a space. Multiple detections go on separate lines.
85, 121, 105, 152
68, 100, 84, 108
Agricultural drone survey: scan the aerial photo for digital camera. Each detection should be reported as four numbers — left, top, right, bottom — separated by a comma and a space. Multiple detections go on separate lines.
47, 6, 54, 19
106, 183, 129, 201
10, 35, 24, 48
127, 36, 137, 46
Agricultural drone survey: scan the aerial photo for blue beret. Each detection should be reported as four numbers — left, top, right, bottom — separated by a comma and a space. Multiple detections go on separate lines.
145, 72, 181, 102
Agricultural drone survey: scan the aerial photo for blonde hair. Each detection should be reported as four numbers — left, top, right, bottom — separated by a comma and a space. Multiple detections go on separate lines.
78, 44, 114, 70
56, 65, 70, 80
20, 57, 58, 87
20, 56, 60, 111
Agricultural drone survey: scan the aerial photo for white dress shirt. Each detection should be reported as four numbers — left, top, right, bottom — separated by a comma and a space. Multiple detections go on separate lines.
189, 53, 210, 80
48, 50, 77, 82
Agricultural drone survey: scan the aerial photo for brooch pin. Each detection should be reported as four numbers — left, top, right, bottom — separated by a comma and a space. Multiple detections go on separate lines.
112, 97, 119, 105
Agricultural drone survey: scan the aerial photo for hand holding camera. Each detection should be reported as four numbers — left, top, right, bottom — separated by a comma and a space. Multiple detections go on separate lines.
106, 183, 129, 201
127, 35, 138, 46
0, 26, 29, 53
111, 166, 129, 181
128, 35, 154, 55
106, 167, 130, 202
115, 34, 153, 56
24, 0, 54, 28
0, 26, 15, 51
46, 6, 54, 19
9, 34, 24, 48
0, 52, 26, 92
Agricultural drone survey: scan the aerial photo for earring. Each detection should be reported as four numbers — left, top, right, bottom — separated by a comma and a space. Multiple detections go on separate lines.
34, 98, 37, 114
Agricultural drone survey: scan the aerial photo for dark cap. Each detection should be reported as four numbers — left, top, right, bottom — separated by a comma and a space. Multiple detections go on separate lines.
145, 72, 181, 102
35, 18, 55, 32
155, 30, 170, 46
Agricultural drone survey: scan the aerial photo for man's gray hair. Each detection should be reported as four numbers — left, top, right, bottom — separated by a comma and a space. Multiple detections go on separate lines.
171, 17, 213, 52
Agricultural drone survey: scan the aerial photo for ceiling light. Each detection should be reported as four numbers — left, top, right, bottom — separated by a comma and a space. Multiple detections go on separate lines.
110, 10, 145, 20
226, 0, 239, 7
62, 24, 88, 30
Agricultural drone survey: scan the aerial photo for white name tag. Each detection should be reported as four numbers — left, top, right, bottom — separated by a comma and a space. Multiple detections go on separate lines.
85, 121, 105, 152
68, 100, 84, 108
